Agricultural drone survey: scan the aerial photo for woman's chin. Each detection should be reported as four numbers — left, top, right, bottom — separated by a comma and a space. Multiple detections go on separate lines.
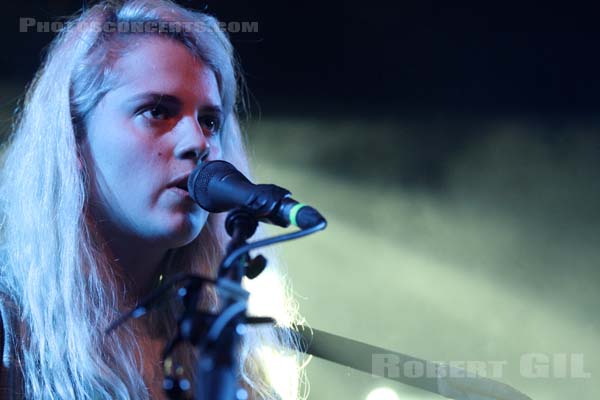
161, 211, 207, 248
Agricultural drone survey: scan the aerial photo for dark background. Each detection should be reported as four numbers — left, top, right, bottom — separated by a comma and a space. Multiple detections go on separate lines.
4, 1, 600, 115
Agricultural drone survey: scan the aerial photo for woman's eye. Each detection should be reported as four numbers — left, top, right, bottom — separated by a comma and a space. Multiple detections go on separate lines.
140, 105, 171, 120
199, 116, 222, 135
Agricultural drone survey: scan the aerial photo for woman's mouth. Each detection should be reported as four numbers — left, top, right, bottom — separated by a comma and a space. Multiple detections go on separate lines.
169, 186, 189, 196
168, 173, 192, 193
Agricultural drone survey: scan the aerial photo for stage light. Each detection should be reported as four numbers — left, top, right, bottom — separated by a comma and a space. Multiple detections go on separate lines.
366, 387, 400, 400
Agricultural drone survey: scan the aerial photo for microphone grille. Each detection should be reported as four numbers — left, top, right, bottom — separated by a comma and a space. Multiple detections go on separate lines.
189, 160, 237, 204
196, 163, 214, 195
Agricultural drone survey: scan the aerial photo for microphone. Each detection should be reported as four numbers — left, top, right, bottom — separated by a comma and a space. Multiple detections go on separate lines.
187, 160, 326, 229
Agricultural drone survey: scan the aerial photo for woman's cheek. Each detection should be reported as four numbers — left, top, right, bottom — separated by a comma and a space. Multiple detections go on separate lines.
210, 139, 223, 159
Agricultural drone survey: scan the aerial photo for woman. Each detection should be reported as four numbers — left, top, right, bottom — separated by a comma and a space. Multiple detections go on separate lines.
0, 0, 306, 398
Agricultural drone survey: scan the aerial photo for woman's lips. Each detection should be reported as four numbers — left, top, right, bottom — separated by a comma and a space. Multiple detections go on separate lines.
169, 173, 192, 192
169, 186, 190, 197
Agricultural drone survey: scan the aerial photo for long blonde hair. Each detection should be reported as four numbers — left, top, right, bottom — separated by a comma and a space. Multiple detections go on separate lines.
0, 1, 306, 398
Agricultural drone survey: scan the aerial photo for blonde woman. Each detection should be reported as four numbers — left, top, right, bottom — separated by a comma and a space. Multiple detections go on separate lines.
0, 1, 305, 398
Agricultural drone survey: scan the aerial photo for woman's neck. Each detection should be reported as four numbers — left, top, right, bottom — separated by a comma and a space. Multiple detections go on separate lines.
107, 238, 170, 299
90, 218, 171, 301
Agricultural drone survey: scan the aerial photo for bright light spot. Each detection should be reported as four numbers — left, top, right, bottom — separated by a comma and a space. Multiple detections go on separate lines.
258, 345, 299, 400
236, 388, 248, 400
244, 267, 292, 325
366, 387, 401, 400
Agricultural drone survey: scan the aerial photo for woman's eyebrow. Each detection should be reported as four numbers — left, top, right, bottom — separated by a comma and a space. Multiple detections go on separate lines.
125, 92, 223, 113
198, 104, 223, 116
125, 92, 181, 107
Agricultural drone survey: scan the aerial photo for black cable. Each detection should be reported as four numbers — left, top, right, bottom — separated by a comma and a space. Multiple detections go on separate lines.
106, 273, 216, 334
221, 220, 327, 272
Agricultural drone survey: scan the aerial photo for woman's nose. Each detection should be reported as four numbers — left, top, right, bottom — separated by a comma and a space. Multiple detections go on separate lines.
173, 117, 210, 163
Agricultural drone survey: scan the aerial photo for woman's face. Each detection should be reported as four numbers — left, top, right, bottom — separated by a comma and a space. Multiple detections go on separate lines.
82, 36, 223, 250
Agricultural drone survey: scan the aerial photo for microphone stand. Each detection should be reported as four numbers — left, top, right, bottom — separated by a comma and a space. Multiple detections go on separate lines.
194, 208, 260, 400
106, 208, 327, 400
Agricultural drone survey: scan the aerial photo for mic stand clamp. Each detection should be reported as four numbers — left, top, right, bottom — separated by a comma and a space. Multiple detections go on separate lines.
223, 209, 267, 280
